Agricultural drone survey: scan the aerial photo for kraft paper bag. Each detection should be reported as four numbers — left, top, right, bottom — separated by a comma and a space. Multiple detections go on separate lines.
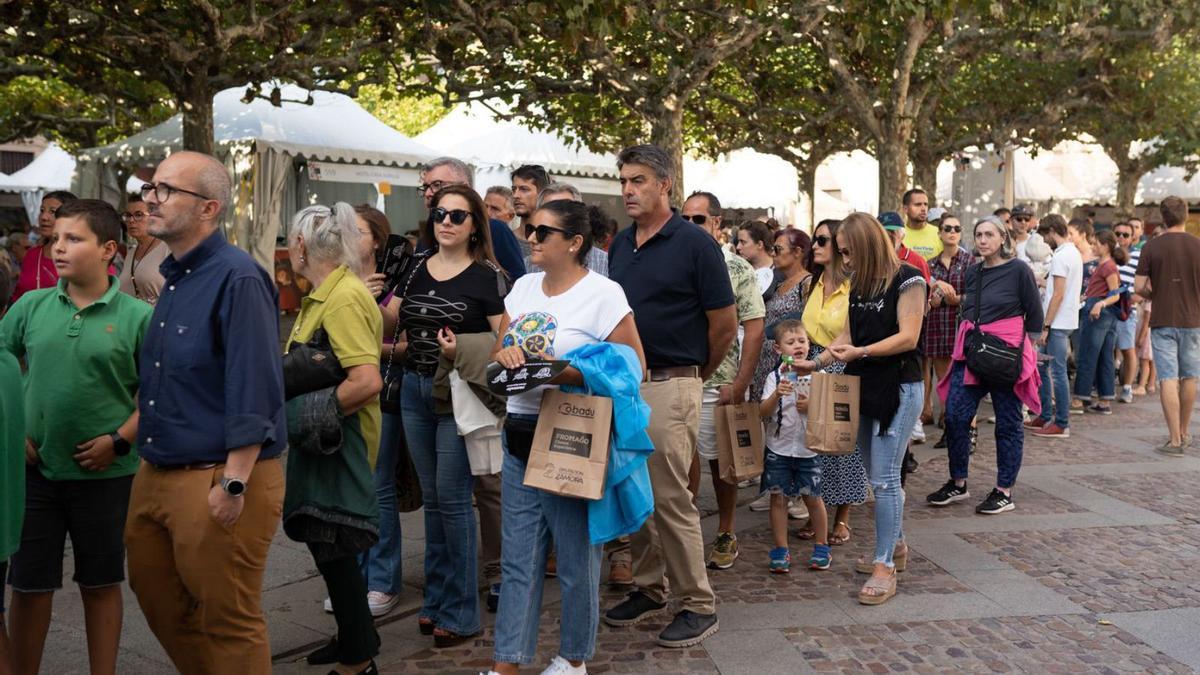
524, 389, 613, 500
716, 402, 764, 483
805, 372, 859, 455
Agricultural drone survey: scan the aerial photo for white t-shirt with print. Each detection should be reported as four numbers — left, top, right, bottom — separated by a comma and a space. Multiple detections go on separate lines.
760, 370, 814, 458
754, 266, 774, 295
1043, 242, 1083, 330
502, 271, 632, 415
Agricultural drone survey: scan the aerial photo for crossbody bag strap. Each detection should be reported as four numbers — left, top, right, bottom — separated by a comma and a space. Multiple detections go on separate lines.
383, 256, 427, 380
972, 263, 983, 328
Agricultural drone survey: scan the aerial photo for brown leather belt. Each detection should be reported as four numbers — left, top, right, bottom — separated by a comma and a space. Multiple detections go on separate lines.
647, 365, 700, 382
146, 461, 219, 471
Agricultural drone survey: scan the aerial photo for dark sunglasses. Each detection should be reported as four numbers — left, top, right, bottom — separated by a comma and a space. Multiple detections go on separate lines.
1114, 231, 1132, 238
681, 214, 708, 225
770, 244, 789, 255
941, 225, 962, 233
432, 207, 471, 225
1012, 216, 1031, 222
838, 248, 852, 257
533, 224, 572, 243
813, 234, 830, 247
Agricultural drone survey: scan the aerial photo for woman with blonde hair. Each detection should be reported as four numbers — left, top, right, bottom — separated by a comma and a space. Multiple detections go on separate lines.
799, 212, 926, 605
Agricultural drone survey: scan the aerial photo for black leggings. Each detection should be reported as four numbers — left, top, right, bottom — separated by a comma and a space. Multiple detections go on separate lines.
310, 547, 379, 664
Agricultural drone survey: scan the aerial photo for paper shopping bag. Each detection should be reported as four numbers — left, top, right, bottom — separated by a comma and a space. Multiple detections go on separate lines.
524, 389, 612, 500
805, 372, 859, 455
716, 402, 764, 483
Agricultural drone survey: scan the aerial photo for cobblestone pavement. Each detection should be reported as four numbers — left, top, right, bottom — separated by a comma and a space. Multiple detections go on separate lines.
30, 393, 1200, 673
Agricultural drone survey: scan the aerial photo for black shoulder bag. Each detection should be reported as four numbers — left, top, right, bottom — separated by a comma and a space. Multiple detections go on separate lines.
282, 328, 346, 401
963, 264, 1023, 388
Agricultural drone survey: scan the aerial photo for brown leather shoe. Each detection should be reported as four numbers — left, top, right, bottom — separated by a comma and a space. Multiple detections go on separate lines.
608, 559, 633, 586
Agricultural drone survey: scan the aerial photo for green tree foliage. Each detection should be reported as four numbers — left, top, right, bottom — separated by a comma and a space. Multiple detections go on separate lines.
1, 1, 409, 154
0, 74, 173, 150
354, 85, 449, 138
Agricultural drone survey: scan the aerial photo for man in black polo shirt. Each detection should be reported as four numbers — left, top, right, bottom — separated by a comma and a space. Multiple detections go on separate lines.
603, 144, 737, 647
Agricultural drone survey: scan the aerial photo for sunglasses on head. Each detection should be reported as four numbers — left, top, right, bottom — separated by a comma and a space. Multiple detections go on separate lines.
813, 234, 830, 247
681, 214, 709, 225
533, 224, 572, 243
432, 207, 471, 225
942, 225, 962, 233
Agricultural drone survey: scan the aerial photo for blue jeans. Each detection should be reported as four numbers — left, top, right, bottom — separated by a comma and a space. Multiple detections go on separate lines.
493, 416, 602, 665
945, 361, 1025, 489
400, 373, 479, 635
1037, 328, 1072, 428
1074, 297, 1118, 401
358, 405, 404, 594
858, 381, 922, 568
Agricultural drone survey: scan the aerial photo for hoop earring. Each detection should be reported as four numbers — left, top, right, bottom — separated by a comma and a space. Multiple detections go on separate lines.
470, 234, 478, 243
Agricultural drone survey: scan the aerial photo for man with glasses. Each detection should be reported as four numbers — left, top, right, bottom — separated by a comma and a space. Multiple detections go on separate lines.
418, 157, 526, 280
1010, 204, 1036, 261
1114, 220, 1143, 403
680, 191, 765, 571
117, 193, 168, 304
1028, 215, 1084, 439
123, 151, 287, 672
604, 145, 736, 648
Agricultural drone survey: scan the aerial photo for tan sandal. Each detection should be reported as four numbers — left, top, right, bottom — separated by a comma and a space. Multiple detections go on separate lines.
858, 571, 897, 605
855, 543, 907, 574
829, 521, 852, 546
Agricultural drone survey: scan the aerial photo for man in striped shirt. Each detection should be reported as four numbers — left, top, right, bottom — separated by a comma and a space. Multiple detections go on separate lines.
1114, 220, 1142, 403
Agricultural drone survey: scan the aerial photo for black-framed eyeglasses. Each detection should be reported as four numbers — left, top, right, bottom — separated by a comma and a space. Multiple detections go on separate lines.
533, 224, 572, 243
141, 182, 211, 204
813, 234, 830, 247
681, 214, 708, 225
121, 211, 148, 223
418, 179, 466, 194
942, 225, 963, 233
432, 207, 471, 225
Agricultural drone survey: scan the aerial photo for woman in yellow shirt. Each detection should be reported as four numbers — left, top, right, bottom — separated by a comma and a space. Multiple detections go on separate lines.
797, 219, 868, 545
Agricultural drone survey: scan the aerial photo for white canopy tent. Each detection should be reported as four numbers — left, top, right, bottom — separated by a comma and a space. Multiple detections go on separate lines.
0, 143, 76, 225
1139, 165, 1200, 202
684, 148, 800, 225
75, 84, 440, 269
415, 103, 621, 198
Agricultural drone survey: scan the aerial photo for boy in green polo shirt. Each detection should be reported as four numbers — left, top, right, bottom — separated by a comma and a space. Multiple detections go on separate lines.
0, 295, 25, 674
0, 199, 151, 675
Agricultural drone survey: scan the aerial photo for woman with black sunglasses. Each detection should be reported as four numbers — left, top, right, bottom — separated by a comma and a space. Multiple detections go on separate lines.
486, 199, 645, 675
386, 185, 508, 647
926, 215, 975, 446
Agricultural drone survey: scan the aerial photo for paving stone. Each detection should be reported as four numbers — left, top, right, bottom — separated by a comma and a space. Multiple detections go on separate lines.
1073, 471, 1200, 525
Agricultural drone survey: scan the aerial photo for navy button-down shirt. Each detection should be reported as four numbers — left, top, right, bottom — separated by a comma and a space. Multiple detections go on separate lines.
608, 213, 734, 369
137, 230, 286, 465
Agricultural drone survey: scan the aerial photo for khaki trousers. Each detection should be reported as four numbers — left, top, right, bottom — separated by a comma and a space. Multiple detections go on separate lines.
125, 459, 284, 675
631, 377, 716, 614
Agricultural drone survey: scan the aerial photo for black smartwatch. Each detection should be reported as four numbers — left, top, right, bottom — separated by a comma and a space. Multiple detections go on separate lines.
219, 476, 247, 497
109, 432, 132, 457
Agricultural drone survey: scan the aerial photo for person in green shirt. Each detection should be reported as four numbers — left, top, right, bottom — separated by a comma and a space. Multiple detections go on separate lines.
0, 199, 151, 675
0, 325, 25, 674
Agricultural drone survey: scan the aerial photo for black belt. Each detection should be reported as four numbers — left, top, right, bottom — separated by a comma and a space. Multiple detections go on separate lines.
646, 365, 700, 382
145, 460, 219, 471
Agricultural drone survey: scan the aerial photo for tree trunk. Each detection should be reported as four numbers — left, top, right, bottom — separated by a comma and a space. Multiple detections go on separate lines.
180, 74, 214, 155
912, 147, 940, 207
1114, 164, 1143, 220
808, 163, 819, 230
876, 138, 910, 213
649, 100, 685, 208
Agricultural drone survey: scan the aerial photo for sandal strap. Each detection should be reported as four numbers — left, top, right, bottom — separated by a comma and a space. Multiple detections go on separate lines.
861, 573, 896, 593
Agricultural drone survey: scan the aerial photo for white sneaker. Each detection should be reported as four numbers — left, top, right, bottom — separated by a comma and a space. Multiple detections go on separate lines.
787, 498, 808, 520
910, 417, 926, 443
748, 493, 772, 511
541, 655, 587, 675
736, 478, 756, 489
323, 597, 333, 613
367, 591, 400, 617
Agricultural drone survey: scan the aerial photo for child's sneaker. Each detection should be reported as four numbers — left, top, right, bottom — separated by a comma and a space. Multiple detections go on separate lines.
808, 544, 832, 570
768, 547, 791, 574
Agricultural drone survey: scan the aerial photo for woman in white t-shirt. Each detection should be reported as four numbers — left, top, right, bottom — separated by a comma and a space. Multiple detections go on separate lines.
486, 199, 645, 675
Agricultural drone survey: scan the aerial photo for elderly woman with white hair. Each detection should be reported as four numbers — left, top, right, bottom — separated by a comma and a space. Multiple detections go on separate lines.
283, 202, 384, 675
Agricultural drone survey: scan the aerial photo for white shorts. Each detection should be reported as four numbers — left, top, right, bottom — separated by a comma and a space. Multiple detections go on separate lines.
696, 387, 723, 461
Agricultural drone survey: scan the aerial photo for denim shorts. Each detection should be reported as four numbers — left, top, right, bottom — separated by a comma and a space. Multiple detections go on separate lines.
1117, 310, 1138, 351
1151, 327, 1200, 381
8, 469, 133, 591
759, 449, 822, 498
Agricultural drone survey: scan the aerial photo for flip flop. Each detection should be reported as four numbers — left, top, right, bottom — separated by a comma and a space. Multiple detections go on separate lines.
828, 521, 851, 546
795, 520, 815, 540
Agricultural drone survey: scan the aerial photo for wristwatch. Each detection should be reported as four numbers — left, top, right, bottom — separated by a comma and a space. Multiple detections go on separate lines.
109, 432, 132, 457
219, 476, 247, 497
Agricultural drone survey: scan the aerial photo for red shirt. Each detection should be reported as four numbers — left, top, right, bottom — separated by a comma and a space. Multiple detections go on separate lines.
10, 244, 57, 305
898, 245, 931, 283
